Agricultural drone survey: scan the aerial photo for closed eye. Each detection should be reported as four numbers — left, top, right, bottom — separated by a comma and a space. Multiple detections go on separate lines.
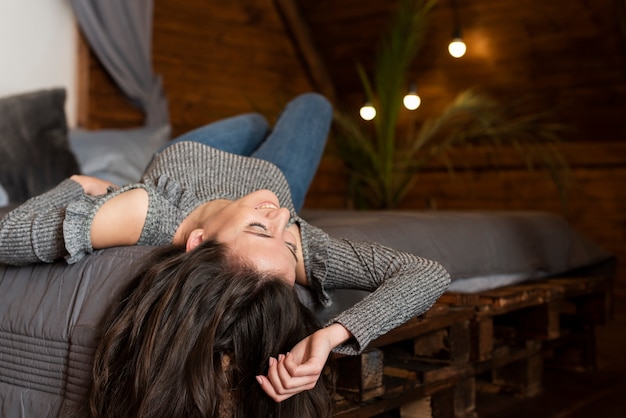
285, 242, 298, 259
247, 222, 298, 262
249, 222, 270, 235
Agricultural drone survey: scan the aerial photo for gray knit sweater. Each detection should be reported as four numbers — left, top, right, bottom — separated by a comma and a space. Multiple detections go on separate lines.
0, 142, 449, 354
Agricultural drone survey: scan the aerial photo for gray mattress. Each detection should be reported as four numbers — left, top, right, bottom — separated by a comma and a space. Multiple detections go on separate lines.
0, 208, 612, 416
301, 209, 610, 292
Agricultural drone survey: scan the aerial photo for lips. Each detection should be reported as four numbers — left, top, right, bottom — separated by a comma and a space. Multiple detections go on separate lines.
255, 202, 279, 210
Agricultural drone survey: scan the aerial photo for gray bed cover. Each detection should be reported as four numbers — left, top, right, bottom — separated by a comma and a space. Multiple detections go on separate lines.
0, 209, 611, 416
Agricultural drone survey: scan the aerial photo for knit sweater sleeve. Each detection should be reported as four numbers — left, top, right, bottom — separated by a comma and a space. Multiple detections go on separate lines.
63, 175, 192, 264
298, 219, 450, 355
0, 179, 84, 265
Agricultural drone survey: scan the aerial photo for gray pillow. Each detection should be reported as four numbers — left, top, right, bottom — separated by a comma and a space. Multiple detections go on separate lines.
0, 184, 8, 207
0, 89, 80, 204
69, 124, 171, 186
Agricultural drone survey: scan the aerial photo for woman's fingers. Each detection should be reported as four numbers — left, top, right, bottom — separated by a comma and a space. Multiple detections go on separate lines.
276, 354, 319, 389
257, 355, 320, 402
257, 374, 290, 402
70, 175, 118, 195
258, 325, 352, 402
282, 351, 324, 377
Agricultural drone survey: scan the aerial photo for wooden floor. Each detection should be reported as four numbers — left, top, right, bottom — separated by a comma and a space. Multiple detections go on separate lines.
475, 293, 626, 418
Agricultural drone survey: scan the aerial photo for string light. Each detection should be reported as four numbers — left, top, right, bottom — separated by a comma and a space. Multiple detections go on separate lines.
360, 82, 422, 120
359, 102, 376, 121
403, 82, 421, 110
448, 0, 466, 58
448, 31, 466, 58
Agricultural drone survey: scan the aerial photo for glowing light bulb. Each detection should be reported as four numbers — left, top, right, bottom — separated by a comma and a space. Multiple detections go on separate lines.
448, 38, 466, 58
403, 92, 421, 110
360, 103, 376, 120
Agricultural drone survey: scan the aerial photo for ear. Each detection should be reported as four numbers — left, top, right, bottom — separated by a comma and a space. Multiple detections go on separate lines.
186, 228, 205, 252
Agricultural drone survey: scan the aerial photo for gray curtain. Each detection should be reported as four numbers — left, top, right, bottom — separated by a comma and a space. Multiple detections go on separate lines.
70, 0, 169, 126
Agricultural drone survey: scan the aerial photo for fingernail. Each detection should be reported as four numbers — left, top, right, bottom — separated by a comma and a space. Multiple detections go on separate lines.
269, 357, 276, 366
256, 376, 263, 385
278, 354, 285, 361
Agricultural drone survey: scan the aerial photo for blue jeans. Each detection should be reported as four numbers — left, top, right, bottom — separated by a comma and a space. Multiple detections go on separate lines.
168, 93, 332, 211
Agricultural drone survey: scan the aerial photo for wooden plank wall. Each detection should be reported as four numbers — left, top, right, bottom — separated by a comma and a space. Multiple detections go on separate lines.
78, 0, 315, 136
77, 0, 626, 293
299, 0, 626, 143
299, 0, 626, 295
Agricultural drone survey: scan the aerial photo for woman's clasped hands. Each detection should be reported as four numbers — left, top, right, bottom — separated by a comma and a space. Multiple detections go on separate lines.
70, 174, 118, 196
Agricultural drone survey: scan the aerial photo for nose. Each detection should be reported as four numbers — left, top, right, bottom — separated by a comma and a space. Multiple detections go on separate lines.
265, 207, 291, 230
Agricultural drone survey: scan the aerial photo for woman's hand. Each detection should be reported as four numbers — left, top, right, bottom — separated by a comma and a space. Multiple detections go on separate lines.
256, 323, 352, 402
70, 175, 118, 196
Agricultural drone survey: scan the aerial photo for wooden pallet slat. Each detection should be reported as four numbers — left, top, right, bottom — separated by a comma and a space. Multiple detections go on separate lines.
335, 348, 385, 402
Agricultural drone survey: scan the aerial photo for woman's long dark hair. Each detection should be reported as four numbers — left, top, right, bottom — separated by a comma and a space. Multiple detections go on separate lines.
83, 240, 332, 417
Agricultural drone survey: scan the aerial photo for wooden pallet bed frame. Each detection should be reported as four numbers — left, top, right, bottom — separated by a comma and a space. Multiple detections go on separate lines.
330, 267, 614, 418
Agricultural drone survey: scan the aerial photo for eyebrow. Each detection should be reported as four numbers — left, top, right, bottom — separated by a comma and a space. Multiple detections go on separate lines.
243, 230, 299, 263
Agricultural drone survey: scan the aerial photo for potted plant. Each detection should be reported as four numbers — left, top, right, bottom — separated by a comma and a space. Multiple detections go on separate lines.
332, 0, 569, 209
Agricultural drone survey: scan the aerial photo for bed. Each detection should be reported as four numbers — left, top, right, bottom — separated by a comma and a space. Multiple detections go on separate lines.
0, 89, 614, 417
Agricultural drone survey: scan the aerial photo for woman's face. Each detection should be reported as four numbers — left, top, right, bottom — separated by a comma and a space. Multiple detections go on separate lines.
200, 190, 298, 286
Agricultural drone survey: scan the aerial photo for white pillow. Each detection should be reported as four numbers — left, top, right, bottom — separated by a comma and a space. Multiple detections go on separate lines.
69, 124, 171, 186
